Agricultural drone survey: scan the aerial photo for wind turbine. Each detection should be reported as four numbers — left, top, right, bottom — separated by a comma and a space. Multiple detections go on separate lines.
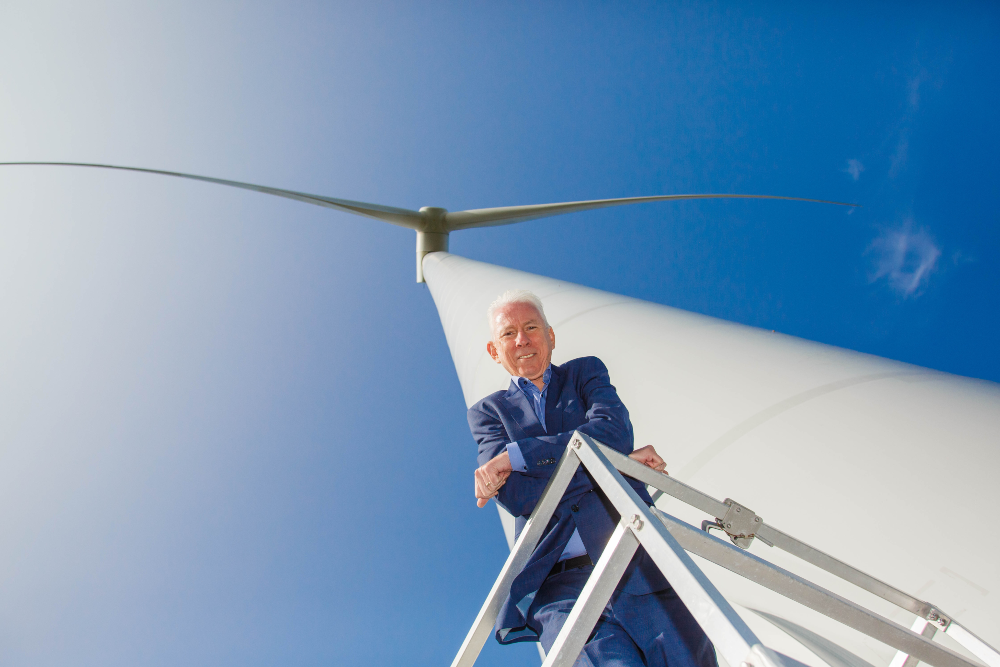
1, 162, 996, 667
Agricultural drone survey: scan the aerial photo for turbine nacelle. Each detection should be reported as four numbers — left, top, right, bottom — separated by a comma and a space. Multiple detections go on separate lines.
417, 207, 450, 282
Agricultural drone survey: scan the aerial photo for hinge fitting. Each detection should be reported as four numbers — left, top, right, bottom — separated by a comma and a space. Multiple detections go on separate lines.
701, 498, 770, 549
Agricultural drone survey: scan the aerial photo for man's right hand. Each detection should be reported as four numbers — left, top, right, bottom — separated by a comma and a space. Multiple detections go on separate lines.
629, 445, 667, 473
475, 451, 513, 508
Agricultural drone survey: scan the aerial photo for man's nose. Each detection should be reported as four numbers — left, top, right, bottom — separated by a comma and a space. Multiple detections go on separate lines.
515, 330, 530, 345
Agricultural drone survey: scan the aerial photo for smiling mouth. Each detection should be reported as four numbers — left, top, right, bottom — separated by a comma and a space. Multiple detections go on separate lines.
517, 353, 536, 360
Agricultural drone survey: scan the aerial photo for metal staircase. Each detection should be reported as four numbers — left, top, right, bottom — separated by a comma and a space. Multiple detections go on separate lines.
450, 432, 1000, 667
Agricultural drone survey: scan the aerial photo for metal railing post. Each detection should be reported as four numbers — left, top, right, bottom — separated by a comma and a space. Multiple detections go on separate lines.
568, 433, 778, 667
889, 618, 939, 667
541, 521, 640, 667
945, 623, 1000, 667
449, 448, 582, 667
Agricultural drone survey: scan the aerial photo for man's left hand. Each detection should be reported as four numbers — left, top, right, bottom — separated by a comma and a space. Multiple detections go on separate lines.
629, 445, 667, 473
475, 451, 513, 508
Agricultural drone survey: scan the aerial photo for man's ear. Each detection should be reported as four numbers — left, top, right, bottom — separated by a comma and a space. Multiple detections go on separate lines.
486, 341, 500, 363
549, 327, 556, 349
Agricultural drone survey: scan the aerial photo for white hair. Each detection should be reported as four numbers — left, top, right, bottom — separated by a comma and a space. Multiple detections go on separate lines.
487, 289, 550, 335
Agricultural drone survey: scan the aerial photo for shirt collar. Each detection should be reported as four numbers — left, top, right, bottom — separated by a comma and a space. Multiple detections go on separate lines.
516, 364, 552, 393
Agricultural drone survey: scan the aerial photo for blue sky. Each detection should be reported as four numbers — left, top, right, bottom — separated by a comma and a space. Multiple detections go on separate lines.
0, 3, 997, 666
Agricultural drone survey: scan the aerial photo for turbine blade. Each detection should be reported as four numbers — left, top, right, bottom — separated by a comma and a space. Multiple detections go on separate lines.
0, 162, 423, 229
445, 193, 858, 230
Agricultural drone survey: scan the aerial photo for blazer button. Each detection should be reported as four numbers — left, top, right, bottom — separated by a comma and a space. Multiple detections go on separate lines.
571, 505, 579, 512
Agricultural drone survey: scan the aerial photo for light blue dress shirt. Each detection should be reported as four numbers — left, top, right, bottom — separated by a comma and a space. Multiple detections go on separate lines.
506, 365, 588, 562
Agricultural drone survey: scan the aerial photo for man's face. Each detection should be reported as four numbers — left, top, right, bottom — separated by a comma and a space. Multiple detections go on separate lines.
487, 302, 555, 380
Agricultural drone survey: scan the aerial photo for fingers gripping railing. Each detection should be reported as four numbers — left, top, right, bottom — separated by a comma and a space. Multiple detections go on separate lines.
451, 432, 997, 667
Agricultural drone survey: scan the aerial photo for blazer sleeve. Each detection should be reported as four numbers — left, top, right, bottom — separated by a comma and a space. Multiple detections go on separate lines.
468, 399, 595, 517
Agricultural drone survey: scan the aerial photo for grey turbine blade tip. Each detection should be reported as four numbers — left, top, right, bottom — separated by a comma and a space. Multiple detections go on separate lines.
0, 161, 424, 229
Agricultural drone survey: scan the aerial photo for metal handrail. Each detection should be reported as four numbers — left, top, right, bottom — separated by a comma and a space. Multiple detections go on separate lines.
450, 432, 999, 667
614, 447, 999, 667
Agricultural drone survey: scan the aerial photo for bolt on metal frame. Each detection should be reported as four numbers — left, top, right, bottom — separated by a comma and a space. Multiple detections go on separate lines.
450, 432, 999, 667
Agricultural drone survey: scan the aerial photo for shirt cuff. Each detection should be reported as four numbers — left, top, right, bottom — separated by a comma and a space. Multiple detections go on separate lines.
506, 442, 528, 472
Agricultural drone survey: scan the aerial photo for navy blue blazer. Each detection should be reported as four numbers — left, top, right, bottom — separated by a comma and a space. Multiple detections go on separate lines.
468, 356, 669, 644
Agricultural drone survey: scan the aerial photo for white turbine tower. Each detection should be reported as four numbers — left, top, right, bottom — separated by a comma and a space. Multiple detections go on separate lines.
1, 162, 996, 667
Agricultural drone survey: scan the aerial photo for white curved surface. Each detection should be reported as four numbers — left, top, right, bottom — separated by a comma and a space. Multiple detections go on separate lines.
423, 251, 999, 667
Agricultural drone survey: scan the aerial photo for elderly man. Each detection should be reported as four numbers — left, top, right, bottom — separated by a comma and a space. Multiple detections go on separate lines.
468, 289, 717, 667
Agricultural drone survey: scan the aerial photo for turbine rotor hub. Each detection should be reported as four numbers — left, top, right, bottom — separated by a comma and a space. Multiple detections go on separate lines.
418, 206, 449, 233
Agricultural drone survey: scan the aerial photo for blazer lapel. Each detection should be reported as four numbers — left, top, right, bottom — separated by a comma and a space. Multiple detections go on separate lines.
544, 363, 566, 436
499, 380, 545, 439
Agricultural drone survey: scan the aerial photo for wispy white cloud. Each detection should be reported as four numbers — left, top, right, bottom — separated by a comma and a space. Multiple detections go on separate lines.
889, 130, 909, 179
843, 159, 864, 181
885, 71, 929, 179
868, 222, 941, 298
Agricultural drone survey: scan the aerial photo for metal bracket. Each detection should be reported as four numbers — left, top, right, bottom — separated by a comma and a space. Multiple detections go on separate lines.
701, 498, 770, 549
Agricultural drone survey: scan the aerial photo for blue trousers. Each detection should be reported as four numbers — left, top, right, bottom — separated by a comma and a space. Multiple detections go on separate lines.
529, 565, 719, 667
